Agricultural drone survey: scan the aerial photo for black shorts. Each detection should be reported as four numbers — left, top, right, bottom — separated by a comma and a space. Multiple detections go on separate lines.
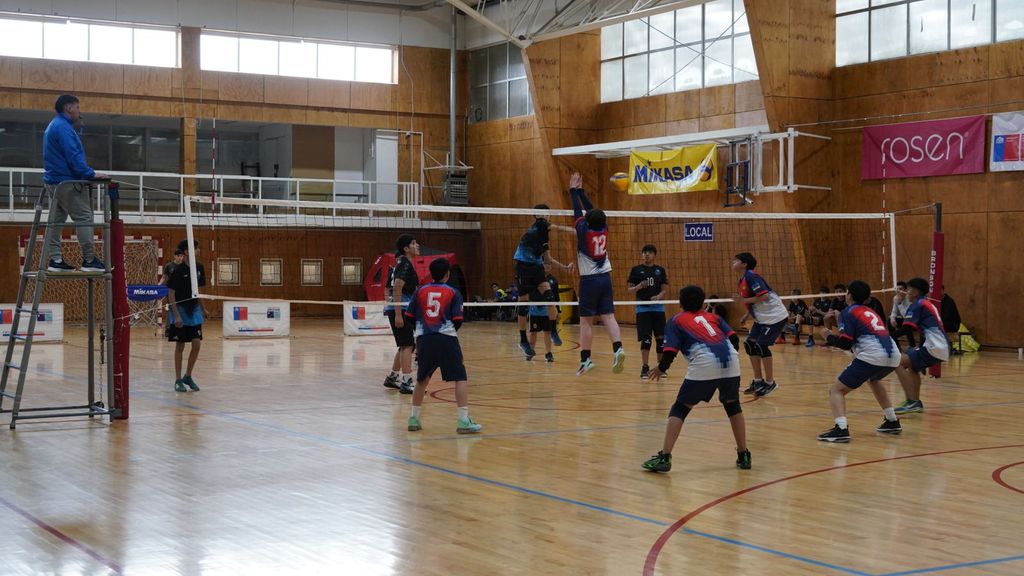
676, 376, 741, 406
839, 359, 896, 389
168, 324, 203, 343
907, 346, 942, 373
529, 315, 551, 333
636, 311, 666, 341
416, 334, 468, 382
514, 261, 547, 300
388, 312, 415, 347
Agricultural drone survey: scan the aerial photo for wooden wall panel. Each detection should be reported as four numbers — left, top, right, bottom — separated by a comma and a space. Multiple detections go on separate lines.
292, 125, 335, 180
986, 213, 1024, 344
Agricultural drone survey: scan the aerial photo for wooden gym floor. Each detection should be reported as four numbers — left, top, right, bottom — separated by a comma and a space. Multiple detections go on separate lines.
1, 319, 1022, 575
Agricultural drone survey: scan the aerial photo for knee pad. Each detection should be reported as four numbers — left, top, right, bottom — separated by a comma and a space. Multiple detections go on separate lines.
760, 346, 773, 358
668, 401, 692, 421
743, 340, 760, 357
723, 400, 743, 417
655, 337, 664, 355
640, 338, 652, 351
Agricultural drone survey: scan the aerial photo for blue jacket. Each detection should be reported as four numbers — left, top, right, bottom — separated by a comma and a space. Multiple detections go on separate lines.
43, 113, 95, 185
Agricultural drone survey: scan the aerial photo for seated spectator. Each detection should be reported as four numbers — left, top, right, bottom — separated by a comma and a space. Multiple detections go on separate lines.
703, 294, 729, 324
491, 282, 508, 301
784, 289, 812, 346
889, 281, 916, 349
940, 287, 963, 354
823, 283, 847, 331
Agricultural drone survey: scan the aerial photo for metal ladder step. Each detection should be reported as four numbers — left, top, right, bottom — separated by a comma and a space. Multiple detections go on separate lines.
3, 362, 22, 371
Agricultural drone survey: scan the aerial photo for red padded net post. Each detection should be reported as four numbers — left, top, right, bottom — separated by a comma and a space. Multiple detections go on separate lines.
110, 185, 130, 419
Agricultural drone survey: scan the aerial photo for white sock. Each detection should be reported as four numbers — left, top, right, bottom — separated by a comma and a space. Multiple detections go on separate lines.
835, 416, 848, 429
765, 379, 775, 385
883, 407, 897, 421
411, 406, 421, 419
401, 373, 412, 383
458, 406, 469, 421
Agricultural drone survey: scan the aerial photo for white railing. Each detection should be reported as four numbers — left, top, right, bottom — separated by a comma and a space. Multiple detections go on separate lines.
0, 167, 420, 221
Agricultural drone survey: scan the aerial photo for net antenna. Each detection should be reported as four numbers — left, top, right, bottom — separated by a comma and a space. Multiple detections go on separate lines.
551, 126, 832, 207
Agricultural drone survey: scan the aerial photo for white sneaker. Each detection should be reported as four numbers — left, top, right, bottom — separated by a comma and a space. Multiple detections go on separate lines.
576, 359, 595, 376
612, 348, 626, 373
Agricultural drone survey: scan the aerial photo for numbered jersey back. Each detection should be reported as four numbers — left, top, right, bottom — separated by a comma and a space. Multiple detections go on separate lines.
664, 311, 740, 380
406, 283, 463, 338
575, 217, 612, 276
839, 304, 899, 366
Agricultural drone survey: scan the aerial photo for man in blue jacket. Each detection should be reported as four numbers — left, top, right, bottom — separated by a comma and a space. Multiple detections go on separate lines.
43, 94, 108, 272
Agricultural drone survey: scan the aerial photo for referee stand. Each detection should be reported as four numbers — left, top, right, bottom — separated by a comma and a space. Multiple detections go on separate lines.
0, 179, 129, 429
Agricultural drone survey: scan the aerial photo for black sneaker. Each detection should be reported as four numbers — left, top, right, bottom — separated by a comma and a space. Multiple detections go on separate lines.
754, 380, 778, 397
743, 379, 762, 395
383, 373, 400, 389
736, 449, 752, 469
876, 418, 902, 434
47, 259, 75, 272
399, 379, 414, 394
642, 451, 672, 473
544, 352, 554, 363
817, 425, 851, 443
81, 258, 106, 272
640, 365, 650, 380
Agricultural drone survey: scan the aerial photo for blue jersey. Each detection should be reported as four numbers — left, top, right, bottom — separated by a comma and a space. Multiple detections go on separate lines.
737, 270, 788, 324
513, 218, 550, 265
904, 297, 949, 361
838, 304, 900, 367
405, 283, 463, 338
664, 311, 740, 380
575, 217, 612, 276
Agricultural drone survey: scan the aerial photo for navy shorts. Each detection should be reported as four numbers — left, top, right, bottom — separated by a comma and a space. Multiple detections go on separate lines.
529, 315, 551, 333
676, 376, 741, 406
514, 261, 547, 300
415, 334, 468, 382
839, 358, 896, 389
746, 319, 787, 347
636, 311, 666, 342
388, 312, 415, 347
907, 346, 942, 373
579, 272, 614, 317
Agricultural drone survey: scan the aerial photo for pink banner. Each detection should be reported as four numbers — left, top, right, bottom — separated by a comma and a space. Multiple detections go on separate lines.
861, 116, 986, 180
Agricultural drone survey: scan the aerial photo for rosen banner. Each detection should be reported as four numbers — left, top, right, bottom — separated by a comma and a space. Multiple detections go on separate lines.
861, 115, 986, 180
990, 112, 1024, 172
628, 144, 717, 195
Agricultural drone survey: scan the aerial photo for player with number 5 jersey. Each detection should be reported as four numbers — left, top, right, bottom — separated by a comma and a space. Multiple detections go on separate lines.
402, 259, 482, 435
568, 171, 625, 376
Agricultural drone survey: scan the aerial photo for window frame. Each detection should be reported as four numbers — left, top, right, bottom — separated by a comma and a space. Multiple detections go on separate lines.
260, 258, 283, 287
217, 258, 241, 287
341, 257, 363, 285
469, 41, 534, 122
301, 258, 324, 287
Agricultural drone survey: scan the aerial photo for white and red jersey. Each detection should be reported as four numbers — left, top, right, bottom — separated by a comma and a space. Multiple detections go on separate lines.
904, 297, 950, 361
838, 304, 901, 367
737, 270, 788, 324
575, 217, 612, 276
664, 311, 741, 380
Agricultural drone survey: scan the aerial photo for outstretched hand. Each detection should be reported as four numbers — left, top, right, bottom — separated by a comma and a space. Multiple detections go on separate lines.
569, 171, 582, 189
648, 367, 666, 381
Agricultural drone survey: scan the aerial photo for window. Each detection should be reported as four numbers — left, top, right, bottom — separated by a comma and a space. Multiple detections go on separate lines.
301, 259, 323, 286
0, 14, 178, 67
218, 258, 240, 286
600, 0, 757, 102
469, 42, 534, 121
260, 259, 283, 286
342, 258, 363, 285
199, 31, 396, 84
837, 0, 1021, 66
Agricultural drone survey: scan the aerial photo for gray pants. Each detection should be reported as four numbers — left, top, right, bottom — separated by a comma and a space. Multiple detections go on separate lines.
44, 181, 95, 263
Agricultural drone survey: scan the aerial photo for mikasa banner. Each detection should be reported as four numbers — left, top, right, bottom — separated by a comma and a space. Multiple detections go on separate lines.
628, 144, 717, 194
861, 115, 986, 180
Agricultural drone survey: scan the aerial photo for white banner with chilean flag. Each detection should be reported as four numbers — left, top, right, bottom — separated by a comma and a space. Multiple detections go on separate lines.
343, 302, 391, 336
222, 301, 290, 338
1, 303, 64, 342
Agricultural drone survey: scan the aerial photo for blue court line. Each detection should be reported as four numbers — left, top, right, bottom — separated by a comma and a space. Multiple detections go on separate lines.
682, 528, 871, 576
879, 554, 1024, 575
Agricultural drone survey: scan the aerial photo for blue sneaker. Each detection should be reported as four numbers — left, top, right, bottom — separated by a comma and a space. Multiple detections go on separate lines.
805, 338, 815, 348
519, 341, 536, 360
47, 259, 75, 272
81, 258, 106, 272
551, 329, 563, 347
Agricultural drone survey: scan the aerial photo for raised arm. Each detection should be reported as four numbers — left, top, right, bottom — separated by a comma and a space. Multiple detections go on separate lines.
568, 171, 592, 218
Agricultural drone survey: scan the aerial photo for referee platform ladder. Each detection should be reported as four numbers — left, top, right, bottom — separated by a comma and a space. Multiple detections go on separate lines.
0, 179, 123, 429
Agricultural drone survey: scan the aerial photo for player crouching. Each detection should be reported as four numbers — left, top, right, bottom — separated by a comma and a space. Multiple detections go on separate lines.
642, 285, 751, 473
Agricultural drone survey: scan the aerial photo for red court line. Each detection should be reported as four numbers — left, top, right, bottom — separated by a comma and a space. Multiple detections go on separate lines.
643, 443, 1024, 576
0, 494, 123, 574
992, 461, 1024, 495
